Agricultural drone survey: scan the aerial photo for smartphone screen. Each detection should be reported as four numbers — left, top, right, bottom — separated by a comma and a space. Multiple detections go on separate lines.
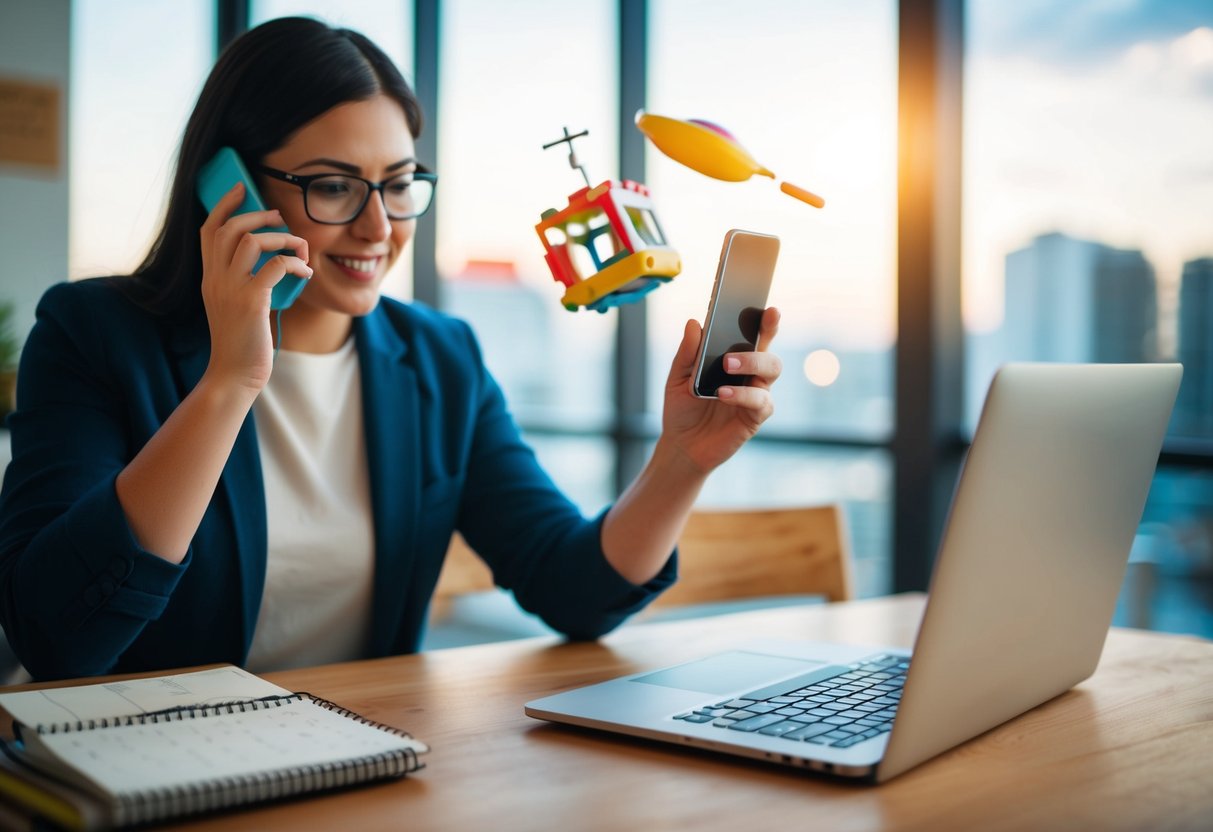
691, 230, 780, 398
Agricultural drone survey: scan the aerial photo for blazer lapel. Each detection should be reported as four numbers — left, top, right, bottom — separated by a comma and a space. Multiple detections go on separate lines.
169, 324, 266, 659
354, 308, 421, 656
223, 416, 266, 655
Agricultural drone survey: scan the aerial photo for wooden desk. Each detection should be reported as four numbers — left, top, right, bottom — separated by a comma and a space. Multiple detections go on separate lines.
6, 594, 1213, 830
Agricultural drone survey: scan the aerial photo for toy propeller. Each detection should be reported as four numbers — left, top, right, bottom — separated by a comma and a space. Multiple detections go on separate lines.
635, 112, 824, 209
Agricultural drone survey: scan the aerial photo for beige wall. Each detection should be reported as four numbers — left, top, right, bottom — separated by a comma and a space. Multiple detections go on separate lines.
0, 0, 71, 346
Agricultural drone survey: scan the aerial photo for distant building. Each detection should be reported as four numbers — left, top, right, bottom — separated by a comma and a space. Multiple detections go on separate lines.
1001, 232, 1158, 364
441, 260, 554, 411
1176, 257, 1213, 437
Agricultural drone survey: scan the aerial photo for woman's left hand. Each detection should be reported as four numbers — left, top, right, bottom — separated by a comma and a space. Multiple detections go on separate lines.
659, 307, 783, 474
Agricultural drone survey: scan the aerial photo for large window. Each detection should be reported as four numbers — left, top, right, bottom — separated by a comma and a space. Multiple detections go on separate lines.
963, 1, 1213, 635
963, 2, 1213, 425
435, 0, 618, 495
70, 0, 213, 279
647, 0, 898, 595
646, 0, 898, 441
251, 1, 412, 67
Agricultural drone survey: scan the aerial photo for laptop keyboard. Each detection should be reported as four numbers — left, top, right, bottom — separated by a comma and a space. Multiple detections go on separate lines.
672, 654, 908, 749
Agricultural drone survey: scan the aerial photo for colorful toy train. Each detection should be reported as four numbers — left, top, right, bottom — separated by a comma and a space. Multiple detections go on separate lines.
535, 128, 680, 313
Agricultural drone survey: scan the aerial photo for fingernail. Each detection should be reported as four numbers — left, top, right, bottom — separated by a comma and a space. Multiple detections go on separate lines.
725, 356, 740, 372
718, 387, 735, 399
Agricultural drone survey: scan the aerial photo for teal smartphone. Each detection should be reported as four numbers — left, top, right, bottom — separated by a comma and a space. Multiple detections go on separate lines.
197, 147, 306, 310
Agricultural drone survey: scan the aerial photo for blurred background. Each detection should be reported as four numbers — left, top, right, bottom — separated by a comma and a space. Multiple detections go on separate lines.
1, 0, 1210, 638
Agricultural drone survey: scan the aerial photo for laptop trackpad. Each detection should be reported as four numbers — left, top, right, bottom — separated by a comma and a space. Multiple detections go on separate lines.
631, 651, 827, 696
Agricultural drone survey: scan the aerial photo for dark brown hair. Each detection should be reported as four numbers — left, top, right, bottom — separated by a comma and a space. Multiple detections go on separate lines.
122, 17, 423, 322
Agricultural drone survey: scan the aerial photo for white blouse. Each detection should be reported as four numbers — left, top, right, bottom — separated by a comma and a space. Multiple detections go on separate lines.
245, 337, 375, 672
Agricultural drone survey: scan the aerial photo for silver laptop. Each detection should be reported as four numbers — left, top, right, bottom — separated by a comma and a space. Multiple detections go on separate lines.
525, 363, 1182, 782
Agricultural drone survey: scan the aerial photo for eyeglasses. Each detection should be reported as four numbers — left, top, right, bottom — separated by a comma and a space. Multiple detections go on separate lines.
257, 165, 437, 224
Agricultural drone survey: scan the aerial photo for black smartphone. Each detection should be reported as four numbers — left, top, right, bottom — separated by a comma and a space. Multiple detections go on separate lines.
691, 229, 780, 398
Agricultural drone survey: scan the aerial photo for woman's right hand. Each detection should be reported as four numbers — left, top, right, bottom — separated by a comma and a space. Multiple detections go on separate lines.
198, 181, 312, 394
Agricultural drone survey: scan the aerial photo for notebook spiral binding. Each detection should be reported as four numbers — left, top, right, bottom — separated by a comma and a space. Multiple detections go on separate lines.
28, 693, 424, 827
33, 694, 302, 735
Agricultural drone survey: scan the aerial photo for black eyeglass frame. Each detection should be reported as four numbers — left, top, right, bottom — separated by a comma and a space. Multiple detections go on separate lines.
256, 164, 438, 224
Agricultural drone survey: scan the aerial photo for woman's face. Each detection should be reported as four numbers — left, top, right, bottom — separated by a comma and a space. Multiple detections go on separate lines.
259, 93, 418, 319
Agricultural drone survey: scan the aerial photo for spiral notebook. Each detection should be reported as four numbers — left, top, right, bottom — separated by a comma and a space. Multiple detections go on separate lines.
0, 666, 428, 829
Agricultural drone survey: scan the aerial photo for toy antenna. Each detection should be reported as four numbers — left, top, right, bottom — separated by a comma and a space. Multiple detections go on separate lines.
542, 127, 592, 188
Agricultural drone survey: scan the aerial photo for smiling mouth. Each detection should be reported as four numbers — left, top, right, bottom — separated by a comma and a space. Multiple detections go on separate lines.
331, 256, 380, 274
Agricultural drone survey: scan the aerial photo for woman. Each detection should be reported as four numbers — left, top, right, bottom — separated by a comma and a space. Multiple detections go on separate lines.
0, 17, 782, 681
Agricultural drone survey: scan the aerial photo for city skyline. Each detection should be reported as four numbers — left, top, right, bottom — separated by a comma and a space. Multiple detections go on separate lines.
1176, 256, 1213, 436
964, 6, 1213, 350
450, 227, 1211, 446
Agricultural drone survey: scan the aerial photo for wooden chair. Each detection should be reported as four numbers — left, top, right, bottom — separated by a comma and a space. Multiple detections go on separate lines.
432, 503, 854, 614
646, 503, 854, 611
433, 532, 494, 603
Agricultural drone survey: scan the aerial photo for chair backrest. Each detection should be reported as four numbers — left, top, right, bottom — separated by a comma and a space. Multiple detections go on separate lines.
433, 532, 494, 601
648, 504, 854, 609
433, 503, 853, 607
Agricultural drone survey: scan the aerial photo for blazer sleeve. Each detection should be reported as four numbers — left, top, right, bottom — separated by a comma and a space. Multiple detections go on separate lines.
0, 283, 190, 680
448, 320, 677, 639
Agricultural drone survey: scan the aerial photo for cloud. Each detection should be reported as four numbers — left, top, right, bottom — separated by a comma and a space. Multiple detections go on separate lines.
1123, 25, 1213, 96
973, 0, 1213, 68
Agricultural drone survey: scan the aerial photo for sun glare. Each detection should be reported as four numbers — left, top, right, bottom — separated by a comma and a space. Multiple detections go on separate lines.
803, 349, 841, 387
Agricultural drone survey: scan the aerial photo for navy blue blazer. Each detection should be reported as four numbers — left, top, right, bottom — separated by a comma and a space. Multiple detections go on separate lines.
0, 279, 675, 680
